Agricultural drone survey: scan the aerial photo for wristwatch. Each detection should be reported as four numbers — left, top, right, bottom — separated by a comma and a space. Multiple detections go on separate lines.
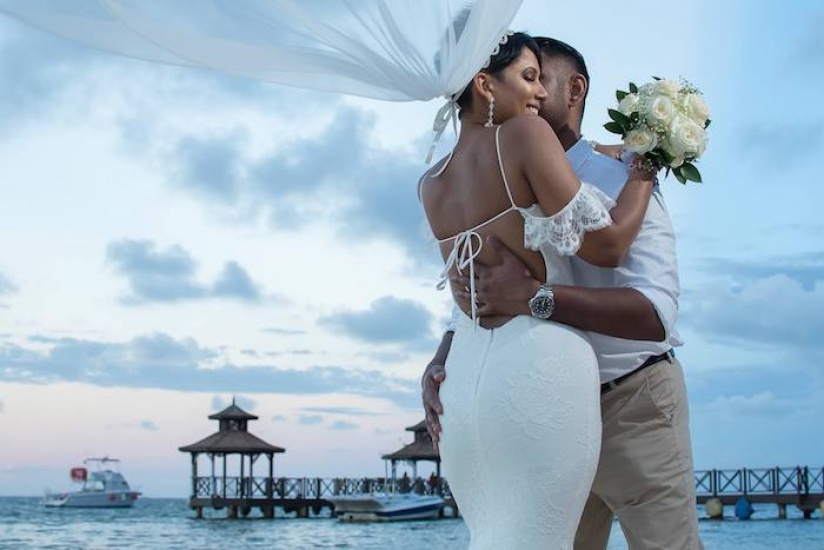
528, 284, 555, 319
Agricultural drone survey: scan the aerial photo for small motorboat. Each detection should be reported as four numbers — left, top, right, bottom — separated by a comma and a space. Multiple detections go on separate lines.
327, 493, 444, 522
44, 457, 141, 508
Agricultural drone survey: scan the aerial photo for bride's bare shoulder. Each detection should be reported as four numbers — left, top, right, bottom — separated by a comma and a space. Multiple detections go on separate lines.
499, 115, 554, 142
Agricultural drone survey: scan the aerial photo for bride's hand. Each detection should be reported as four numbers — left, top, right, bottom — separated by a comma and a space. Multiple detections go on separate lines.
627, 154, 658, 182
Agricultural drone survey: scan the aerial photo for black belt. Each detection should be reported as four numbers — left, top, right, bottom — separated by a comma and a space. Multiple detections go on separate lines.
600, 350, 674, 395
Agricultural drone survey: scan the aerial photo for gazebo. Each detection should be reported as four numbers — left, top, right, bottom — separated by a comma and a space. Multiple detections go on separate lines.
382, 420, 442, 495
179, 399, 285, 518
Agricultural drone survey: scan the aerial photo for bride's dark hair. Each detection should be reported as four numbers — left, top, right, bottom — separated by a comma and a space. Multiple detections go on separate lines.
455, 32, 540, 114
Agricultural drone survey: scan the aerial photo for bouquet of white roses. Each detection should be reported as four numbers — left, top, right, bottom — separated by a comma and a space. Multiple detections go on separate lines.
605, 78, 711, 184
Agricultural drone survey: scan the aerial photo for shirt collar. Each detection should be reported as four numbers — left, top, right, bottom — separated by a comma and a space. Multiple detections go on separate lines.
565, 137, 592, 174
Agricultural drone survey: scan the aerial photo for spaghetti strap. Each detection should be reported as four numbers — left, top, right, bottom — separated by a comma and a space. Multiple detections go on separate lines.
494, 126, 517, 209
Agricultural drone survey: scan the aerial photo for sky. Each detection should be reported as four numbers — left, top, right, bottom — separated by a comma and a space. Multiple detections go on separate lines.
1, 0, 823, 497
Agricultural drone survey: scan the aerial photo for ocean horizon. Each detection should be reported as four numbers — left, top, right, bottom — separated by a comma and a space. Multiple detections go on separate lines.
1, 497, 822, 549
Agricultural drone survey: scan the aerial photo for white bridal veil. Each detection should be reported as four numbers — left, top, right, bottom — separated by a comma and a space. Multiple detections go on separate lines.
0, 0, 524, 103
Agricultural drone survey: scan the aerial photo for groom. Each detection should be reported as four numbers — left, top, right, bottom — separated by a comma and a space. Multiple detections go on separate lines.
421, 37, 704, 550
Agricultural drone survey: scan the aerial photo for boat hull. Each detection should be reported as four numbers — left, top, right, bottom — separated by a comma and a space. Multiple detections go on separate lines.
44, 491, 140, 508
328, 494, 444, 522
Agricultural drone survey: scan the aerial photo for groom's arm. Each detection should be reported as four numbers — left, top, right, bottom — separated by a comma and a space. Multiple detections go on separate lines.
457, 237, 665, 341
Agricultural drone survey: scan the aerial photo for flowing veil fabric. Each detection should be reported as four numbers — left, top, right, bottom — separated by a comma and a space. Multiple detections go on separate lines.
0, 0, 524, 102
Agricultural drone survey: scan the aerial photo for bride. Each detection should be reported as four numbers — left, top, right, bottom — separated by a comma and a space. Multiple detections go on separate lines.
418, 32, 654, 550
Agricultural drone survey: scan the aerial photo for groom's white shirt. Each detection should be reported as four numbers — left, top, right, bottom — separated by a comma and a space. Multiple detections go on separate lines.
567, 138, 682, 383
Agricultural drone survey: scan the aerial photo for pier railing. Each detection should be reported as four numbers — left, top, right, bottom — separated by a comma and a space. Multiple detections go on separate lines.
191, 467, 822, 505
694, 467, 824, 498
192, 476, 451, 500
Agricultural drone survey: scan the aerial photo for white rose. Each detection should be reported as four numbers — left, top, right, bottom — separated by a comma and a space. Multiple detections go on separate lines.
624, 128, 658, 155
679, 93, 710, 125
618, 93, 640, 115
654, 79, 680, 98
645, 95, 676, 126
668, 115, 707, 157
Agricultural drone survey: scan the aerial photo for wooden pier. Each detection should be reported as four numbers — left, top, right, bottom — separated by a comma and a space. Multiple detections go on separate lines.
178, 404, 823, 520
695, 466, 824, 519
186, 475, 454, 519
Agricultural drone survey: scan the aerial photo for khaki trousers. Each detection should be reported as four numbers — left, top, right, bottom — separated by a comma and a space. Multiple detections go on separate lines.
574, 357, 704, 550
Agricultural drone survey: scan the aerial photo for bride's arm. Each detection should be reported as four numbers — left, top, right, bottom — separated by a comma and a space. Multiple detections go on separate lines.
509, 117, 654, 268
575, 161, 654, 267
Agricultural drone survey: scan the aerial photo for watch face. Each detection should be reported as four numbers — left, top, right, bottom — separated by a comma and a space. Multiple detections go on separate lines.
530, 296, 553, 318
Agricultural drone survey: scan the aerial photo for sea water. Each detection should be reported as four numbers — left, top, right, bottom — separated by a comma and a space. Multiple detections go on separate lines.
0, 498, 822, 549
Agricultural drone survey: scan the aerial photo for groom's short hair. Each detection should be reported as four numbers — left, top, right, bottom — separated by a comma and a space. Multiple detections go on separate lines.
533, 37, 590, 114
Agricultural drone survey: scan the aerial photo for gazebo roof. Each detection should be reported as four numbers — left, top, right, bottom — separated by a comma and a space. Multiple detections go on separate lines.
405, 420, 427, 432
179, 430, 285, 454
208, 402, 258, 421
382, 419, 439, 462
381, 439, 440, 462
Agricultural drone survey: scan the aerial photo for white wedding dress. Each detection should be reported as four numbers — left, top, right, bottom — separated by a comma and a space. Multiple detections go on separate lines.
437, 127, 614, 550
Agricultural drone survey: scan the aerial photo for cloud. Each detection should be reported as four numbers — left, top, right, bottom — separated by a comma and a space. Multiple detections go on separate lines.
1, 21, 439, 270
211, 395, 258, 413
0, 334, 420, 409
684, 274, 824, 353
739, 122, 824, 169
139, 420, 159, 431
298, 414, 323, 426
300, 406, 380, 417
703, 253, 824, 291
106, 239, 264, 304
0, 19, 99, 128
169, 105, 438, 268
705, 391, 794, 417
262, 328, 306, 336
211, 261, 263, 301
172, 134, 245, 201
799, 11, 824, 63
0, 399, 3, 413
318, 296, 435, 347
0, 272, 17, 296
330, 420, 359, 431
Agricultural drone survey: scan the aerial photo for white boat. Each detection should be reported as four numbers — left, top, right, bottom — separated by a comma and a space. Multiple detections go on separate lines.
44, 457, 141, 508
327, 493, 444, 522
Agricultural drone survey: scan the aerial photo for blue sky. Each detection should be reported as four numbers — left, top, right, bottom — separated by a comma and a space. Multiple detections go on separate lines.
1, 0, 822, 497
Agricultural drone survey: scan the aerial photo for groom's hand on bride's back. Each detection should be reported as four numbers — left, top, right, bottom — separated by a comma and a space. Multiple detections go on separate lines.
453, 236, 540, 318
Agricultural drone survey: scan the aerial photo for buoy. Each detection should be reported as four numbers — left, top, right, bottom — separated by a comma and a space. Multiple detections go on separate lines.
705, 498, 723, 519
735, 497, 754, 520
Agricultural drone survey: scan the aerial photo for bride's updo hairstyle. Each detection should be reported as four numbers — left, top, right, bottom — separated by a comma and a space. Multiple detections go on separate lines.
455, 32, 540, 116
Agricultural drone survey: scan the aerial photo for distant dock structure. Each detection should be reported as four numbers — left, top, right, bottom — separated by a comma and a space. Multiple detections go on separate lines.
179, 399, 290, 519
179, 404, 822, 520
696, 467, 824, 519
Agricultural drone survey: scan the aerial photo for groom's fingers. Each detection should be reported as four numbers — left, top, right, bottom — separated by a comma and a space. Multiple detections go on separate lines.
422, 364, 446, 450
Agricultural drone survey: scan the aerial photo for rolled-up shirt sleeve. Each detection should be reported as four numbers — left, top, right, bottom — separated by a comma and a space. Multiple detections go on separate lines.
443, 304, 460, 333
612, 188, 681, 345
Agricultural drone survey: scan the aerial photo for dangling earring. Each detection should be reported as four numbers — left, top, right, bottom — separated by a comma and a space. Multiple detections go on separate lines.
484, 95, 495, 127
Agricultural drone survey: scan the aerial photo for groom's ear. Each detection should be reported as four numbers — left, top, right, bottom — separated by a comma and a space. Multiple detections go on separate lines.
568, 73, 587, 107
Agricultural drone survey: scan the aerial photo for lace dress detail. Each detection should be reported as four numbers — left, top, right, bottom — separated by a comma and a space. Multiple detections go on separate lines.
523, 183, 617, 255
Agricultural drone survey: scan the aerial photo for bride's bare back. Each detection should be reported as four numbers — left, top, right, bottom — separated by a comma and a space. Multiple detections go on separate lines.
421, 119, 559, 329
